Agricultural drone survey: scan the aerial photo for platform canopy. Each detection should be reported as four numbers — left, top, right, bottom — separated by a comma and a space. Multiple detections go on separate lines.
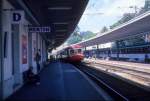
8, 0, 89, 48
76, 11, 150, 47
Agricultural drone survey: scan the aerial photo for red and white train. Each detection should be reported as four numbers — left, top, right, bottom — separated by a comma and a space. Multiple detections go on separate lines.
57, 45, 84, 62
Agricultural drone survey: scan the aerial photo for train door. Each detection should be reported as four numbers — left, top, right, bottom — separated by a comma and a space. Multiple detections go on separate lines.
11, 24, 20, 89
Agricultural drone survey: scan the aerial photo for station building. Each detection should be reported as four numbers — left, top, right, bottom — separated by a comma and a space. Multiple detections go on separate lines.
0, 0, 47, 99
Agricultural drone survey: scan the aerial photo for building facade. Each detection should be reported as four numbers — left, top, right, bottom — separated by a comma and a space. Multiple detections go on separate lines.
1, 0, 47, 99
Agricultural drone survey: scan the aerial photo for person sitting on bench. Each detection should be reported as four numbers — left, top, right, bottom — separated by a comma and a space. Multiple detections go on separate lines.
26, 67, 40, 85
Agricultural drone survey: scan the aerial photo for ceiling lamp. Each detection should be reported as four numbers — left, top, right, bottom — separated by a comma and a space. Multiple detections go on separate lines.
48, 7, 72, 10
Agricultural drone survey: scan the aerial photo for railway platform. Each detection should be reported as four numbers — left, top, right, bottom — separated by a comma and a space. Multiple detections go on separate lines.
6, 61, 112, 101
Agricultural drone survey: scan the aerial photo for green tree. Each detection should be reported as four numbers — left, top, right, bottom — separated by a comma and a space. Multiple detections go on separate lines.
66, 26, 97, 45
67, 26, 82, 45
110, 13, 135, 29
100, 26, 108, 33
144, 0, 150, 11
81, 31, 97, 40
139, 0, 150, 14
67, 35, 82, 45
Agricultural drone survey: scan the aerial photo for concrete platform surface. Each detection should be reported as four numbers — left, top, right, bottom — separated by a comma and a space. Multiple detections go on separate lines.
6, 61, 111, 101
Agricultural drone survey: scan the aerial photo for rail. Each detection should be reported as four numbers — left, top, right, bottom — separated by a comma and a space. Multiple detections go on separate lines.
84, 60, 150, 87
76, 64, 129, 101
84, 70, 129, 101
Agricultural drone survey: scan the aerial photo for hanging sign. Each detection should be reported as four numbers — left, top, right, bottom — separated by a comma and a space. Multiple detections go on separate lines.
28, 26, 51, 33
12, 10, 24, 24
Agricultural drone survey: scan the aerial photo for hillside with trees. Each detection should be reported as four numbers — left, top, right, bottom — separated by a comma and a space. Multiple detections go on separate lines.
66, 0, 150, 45
80, 31, 97, 40
66, 30, 97, 45
110, 0, 150, 29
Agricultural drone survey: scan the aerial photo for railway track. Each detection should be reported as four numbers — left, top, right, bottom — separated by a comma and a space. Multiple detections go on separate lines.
84, 61, 150, 75
74, 63, 150, 101
86, 61, 150, 75
84, 61, 150, 87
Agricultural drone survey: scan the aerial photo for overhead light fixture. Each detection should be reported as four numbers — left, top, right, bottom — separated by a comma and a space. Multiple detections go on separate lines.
56, 38, 64, 40
52, 40, 55, 45
53, 22, 68, 25
55, 30, 67, 32
48, 7, 72, 10
56, 34, 65, 36
56, 37, 64, 38
56, 36, 64, 37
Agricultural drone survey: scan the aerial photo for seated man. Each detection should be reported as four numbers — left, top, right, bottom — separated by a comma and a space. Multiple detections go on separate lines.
26, 67, 40, 85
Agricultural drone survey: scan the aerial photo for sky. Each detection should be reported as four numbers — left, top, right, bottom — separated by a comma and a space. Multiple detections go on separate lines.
78, 0, 145, 33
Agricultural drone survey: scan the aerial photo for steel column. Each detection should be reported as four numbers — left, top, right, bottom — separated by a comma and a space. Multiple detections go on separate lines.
96, 44, 99, 58
116, 41, 119, 60
0, 0, 3, 99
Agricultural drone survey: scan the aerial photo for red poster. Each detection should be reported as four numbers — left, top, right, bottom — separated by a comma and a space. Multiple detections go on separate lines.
22, 35, 27, 64
33, 40, 36, 60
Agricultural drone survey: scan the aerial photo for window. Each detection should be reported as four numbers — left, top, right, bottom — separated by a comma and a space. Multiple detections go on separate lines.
70, 49, 74, 55
78, 49, 82, 53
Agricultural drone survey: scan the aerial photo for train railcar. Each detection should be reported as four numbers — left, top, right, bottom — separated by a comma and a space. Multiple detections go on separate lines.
59, 45, 84, 62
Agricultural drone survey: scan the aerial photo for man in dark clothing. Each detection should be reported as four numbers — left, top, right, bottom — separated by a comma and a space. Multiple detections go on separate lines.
35, 49, 41, 73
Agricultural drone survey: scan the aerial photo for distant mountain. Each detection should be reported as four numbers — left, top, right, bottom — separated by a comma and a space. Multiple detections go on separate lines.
80, 31, 97, 40
66, 30, 97, 45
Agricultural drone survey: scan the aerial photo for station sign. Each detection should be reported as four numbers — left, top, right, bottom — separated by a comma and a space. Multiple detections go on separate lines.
12, 10, 24, 24
28, 26, 51, 33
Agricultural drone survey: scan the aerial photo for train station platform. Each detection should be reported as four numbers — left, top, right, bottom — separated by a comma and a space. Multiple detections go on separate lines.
6, 61, 111, 101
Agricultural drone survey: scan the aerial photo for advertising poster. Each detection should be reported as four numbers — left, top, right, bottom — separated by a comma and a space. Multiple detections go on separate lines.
33, 40, 36, 60
22, 35, 27, 64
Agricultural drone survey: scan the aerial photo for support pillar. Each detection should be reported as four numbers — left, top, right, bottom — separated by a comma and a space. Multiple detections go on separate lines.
96, 44, 99, 58
116, 41, 119, 60
84, 47, 86, 51
84, 46, 87, 58
0, 0, 3, 99
28, 32, 32, 67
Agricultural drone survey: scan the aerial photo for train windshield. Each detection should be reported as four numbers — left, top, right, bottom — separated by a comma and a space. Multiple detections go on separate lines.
77, 49, 82, 53
70, 49, 75, 54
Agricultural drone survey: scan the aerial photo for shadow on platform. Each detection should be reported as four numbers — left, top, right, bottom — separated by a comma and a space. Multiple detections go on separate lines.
6, 61, 109, 101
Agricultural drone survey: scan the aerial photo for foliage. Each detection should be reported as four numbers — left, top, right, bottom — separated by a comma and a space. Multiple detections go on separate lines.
67, 30, 97, 45
100, 26, 108, 33
80, 31, 97, 40
66, 26, 82, 45
110, 13, 135, 29
67, 35, 82, 45
110, 0, 150, 29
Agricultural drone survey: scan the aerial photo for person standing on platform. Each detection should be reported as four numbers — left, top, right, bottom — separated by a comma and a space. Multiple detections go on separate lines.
35, 49, 41, 73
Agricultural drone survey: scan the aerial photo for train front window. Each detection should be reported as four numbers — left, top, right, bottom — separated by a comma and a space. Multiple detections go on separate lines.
78, 49, 82, 53
70, 50, 74, 55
